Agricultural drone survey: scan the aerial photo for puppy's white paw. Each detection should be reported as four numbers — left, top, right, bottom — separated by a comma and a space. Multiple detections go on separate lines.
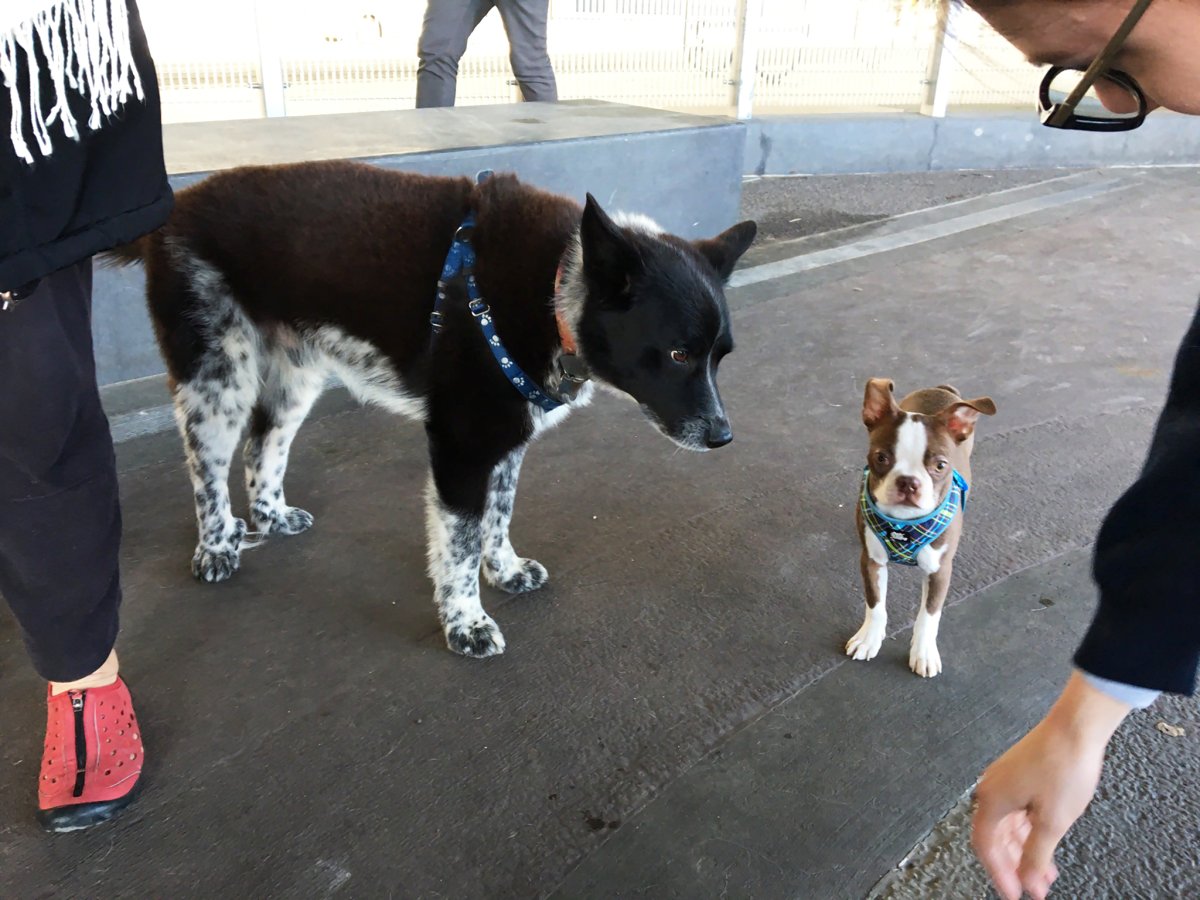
846, 622, 885, 661
909, 637, 942, 678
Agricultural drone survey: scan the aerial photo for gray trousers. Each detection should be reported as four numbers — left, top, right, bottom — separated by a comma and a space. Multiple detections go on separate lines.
416, 0, 557, 107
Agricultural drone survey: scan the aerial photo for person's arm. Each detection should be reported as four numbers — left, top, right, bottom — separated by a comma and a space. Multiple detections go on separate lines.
971, 672, 1131, 900
1074, 301, 1200, 693
972, 302, 1200, 899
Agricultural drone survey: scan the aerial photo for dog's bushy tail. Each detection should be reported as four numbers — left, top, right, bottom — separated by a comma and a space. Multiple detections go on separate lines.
100, 235, 151, 268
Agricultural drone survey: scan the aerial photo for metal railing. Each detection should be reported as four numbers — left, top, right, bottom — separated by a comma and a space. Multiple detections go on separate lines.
139, 0, 1043, 123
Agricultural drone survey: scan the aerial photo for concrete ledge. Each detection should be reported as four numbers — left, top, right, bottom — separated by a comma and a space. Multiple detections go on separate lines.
745, 110, 1200, 176
95, 100, 746, 386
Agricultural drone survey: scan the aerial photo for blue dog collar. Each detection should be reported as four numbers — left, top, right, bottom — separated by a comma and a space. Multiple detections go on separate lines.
430, 170, 563, 413
860, 467, 968, 566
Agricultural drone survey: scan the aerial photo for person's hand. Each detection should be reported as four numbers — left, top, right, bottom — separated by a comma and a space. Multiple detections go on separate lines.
971, 672, 1131, 899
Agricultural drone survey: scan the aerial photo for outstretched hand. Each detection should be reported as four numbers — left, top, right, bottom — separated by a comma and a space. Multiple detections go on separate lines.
971, 673, 1131, 899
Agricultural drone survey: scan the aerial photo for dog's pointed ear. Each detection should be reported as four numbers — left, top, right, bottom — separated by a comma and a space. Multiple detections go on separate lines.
941, 396, 997, 441
694, 220, 757, 282
581, 194, 642, 304
862, 378, 898, 429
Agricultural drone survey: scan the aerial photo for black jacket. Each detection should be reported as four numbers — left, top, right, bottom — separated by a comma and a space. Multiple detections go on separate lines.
0, 0, 172, 292
1076, 302, 1200, 694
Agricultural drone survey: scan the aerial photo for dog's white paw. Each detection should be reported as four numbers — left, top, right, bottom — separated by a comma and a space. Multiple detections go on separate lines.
845, 622, 885, 661
192, 544, 241, 583
252, 503, 314, 536
445, 615, 506, 658
191, 519, 246, 583
484, 557, 548, 595
909, 638, 942, 678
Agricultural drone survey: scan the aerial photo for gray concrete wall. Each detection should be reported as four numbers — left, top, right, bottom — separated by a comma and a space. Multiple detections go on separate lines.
96, 103, 1200, 386
94, 101, 746, 385
745, 110, 1200, 176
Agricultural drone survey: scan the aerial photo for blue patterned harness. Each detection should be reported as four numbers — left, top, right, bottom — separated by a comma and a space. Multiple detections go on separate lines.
430, 170, 564, 413
860, 468, 969, 566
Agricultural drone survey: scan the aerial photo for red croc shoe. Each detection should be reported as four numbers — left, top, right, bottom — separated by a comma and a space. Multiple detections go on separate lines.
37, 678, 144, 833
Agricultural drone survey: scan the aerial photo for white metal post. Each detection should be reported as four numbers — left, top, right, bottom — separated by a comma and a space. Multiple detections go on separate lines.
731, 0, 759, 120
920, 0, 959, 118
254, 0, 287, 117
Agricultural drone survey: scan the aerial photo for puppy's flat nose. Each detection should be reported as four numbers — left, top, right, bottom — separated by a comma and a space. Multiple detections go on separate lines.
896, 475, 920, 495
706, 421, 733, 449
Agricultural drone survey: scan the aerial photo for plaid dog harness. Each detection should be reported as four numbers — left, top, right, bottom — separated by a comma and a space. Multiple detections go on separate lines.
860, 468, 969, 566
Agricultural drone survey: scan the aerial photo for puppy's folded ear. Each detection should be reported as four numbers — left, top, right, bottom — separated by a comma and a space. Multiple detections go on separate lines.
862, 378, 898, 429
694, 220, 757, 282
581, 194, 642, 304
942, 396, 996, 441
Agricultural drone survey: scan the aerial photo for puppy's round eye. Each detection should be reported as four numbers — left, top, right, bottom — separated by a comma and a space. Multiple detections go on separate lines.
670, 349, 689, 364
875, 452, 889, 466
935, 460, 948, 472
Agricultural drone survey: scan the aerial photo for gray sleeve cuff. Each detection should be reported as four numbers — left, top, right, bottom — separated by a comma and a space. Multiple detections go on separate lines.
1080, 670, 1162, 709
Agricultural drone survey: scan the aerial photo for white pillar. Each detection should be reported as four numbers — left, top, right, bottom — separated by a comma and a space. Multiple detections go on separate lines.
731, 0, 759, 120
254, 0, 287, 118
920, 0, 959, 118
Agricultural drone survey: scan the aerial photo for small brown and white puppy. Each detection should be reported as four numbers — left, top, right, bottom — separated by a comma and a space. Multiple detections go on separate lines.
845, 380, 996, 677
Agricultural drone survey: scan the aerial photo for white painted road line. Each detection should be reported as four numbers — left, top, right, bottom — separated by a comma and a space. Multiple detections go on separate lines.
109, 403, 177, 444
729, 177, 1132, 289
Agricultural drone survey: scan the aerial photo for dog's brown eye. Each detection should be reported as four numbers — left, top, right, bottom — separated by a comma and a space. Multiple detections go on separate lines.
935, 460, 948, 472
875, 452, 889, 466
670, 349, 689, 364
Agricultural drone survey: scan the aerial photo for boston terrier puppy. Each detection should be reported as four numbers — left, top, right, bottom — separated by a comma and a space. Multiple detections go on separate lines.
846, 379, 996, 677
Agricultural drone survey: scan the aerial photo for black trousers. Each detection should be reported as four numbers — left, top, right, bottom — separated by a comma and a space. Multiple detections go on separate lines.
0, 260, 122, 682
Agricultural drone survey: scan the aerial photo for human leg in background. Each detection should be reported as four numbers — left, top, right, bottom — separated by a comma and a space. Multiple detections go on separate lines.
0, 260, 145, 832
416, 0, 497, 108
498, 0, 558, 102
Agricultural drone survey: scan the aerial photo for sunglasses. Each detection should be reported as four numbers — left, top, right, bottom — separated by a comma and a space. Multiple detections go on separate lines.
1037, 0, 1153, 132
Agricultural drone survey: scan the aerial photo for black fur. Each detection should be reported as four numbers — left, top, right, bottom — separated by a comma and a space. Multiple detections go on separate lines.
108, 160, 756, 656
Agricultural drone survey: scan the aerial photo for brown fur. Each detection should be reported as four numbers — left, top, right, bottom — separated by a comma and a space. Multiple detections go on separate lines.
849, 378, 997, 677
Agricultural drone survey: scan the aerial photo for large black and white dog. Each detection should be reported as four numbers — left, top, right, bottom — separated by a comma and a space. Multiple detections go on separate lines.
111, 161, 756, 657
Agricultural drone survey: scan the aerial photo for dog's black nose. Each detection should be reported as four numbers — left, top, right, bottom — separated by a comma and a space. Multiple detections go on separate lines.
706, 422, 733, 448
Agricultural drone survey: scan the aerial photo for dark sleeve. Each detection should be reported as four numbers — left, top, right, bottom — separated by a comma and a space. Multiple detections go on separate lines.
0, 0, 171, 289
1075, 301, 1200, 694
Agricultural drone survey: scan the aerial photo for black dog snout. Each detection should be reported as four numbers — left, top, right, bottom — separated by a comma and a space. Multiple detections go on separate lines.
705, 418, 733, 449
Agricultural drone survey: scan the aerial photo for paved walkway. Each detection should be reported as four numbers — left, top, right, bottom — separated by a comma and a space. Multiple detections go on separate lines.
2, 167, 1197, 898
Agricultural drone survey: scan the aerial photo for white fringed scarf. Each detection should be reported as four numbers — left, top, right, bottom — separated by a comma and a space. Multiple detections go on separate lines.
0, 0, 143, 164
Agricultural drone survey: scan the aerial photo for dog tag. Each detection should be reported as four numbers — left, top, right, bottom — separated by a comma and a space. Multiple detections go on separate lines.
548, 353, 590, 402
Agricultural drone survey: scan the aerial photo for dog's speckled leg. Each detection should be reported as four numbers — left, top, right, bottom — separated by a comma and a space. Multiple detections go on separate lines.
167, 247, 260, 583
245, 347, 324, 537
480, 447, 548, 595
173, 336, 259, 583
426, 476, 504, 658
